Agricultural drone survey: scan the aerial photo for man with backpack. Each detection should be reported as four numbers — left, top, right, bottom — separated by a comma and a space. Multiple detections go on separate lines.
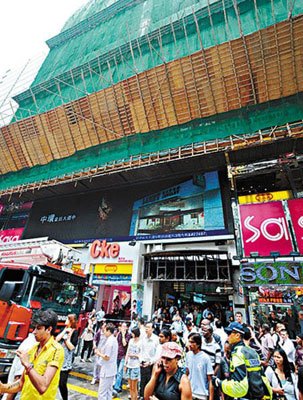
212, 322, 272, 400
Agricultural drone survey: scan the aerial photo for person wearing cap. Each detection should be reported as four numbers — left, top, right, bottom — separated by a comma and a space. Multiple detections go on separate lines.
212, 322, 272, 400
144, 341, 192, 400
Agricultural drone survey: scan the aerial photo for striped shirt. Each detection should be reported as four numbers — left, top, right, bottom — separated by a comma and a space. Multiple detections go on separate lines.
201, 337, 221, 367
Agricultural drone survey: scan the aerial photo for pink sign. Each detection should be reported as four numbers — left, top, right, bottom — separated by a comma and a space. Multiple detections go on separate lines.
288, 198, 303, 254
0, 228, 24, 243
239, 202, 293, 257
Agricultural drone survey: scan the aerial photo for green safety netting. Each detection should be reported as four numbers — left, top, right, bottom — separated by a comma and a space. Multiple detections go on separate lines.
13, 0, 303, 119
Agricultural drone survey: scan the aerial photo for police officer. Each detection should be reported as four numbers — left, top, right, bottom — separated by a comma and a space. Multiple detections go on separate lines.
212, 322, 272, 400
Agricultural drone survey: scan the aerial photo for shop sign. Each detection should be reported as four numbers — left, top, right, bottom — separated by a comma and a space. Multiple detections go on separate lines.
241, 261, 303, 286
238, 190, 292, 204
239, 202, 293, 256
0, 228, 24, 243
92, 274, 131, 285
288, 198, 303, 254
258, 287, 293, 305
90, 263, 132, 275
90, 239, 120, 259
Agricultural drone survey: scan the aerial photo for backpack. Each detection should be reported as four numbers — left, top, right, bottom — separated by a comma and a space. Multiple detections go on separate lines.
241, 345, 273, 400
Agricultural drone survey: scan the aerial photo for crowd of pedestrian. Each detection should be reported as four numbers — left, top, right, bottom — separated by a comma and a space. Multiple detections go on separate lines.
2, 304, 303, 400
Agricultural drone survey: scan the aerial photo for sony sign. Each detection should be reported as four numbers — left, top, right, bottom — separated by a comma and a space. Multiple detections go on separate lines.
241, 262, 303, 286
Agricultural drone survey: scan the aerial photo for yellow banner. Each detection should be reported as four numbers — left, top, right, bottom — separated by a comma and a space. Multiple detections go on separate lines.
90, 263, 133, 275
238, 190, 292, 204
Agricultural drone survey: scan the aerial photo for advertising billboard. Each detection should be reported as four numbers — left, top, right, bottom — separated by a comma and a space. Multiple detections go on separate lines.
129, 171, 225, 239
239, 202, 293, 257
288, 198, 303, 254
0, 227, 24, 243
24, 172, 227, 243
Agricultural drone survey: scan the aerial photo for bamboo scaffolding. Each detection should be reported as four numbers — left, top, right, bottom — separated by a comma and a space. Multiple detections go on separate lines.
0, 15, 302, 174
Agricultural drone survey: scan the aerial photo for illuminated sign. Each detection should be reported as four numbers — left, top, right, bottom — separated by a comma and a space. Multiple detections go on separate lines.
238, 190, 292, 204
241, 262, 303, 286
288, 198, 303, 254
90, 263, 132, 275
239, 202, 293, 257
90, 239, 120, 259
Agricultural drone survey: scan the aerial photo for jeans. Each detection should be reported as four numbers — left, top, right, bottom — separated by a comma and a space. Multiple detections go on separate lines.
113, 358, 125, 392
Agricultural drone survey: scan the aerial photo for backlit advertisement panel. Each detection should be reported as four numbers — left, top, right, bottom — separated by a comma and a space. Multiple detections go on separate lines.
0, 227, 24, 243
24, 172, 228, 243
288, 198, 303, 254
129, 171, 225, 238
239, 202, 293, 257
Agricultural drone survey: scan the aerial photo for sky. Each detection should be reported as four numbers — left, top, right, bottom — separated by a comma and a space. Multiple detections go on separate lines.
0, 0, 89, 76
0, 0, 89, 125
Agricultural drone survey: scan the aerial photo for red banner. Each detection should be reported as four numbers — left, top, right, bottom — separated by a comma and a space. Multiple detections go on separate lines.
239, 202, 293, 257
0, 228, 24, 243
288, 198, 303, 254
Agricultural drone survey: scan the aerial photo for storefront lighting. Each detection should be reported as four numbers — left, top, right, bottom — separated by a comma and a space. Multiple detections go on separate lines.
250, 251, 259, 258
270, 251, 280, 259
290, 251, 300, 260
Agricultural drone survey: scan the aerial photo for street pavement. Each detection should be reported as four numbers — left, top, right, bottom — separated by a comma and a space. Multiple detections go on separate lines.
64, 355, 129, 399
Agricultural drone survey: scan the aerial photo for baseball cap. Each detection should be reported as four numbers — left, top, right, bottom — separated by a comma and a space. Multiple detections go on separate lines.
225, 321, 245, 335
161, 342, 182, 359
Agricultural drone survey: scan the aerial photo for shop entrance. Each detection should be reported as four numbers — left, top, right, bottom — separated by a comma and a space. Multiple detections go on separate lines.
158, 280, 231, 325
144, 250, 233, 325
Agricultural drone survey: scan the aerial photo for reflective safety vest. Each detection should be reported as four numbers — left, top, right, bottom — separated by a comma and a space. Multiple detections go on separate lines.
221, 342, 273, 400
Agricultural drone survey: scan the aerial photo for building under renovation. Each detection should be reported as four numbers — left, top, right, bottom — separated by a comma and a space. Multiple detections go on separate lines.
0, 0, 302, 321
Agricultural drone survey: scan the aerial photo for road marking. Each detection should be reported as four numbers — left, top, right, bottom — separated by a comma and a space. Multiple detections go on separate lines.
67, 383, 123, 399
70, 371, 93, 381
67, 383, 98, 397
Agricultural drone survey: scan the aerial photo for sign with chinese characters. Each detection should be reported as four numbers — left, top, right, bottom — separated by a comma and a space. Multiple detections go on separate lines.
40, 214, 77, 224
239, 202, 293, 257
288, 198, 303, 254
240, 261, 303, 286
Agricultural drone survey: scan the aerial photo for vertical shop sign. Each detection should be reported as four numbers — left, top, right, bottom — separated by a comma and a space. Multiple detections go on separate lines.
239, 202, 293, 257
288, 198, 303, 254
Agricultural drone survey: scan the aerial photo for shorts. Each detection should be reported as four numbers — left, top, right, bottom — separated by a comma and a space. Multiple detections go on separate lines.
124, 367, 140, 380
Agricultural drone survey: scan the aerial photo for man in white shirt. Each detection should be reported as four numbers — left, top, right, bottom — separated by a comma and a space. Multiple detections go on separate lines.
213, 320, 227, 347
96, 323, 118, 400
280, 329, 296, 365
259, 324, 275, 366
139, 321, 159, 399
